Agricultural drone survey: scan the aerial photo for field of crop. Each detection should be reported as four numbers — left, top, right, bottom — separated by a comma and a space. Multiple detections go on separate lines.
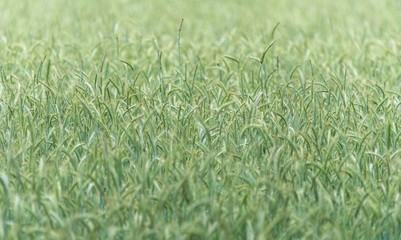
1, 0, 401, 239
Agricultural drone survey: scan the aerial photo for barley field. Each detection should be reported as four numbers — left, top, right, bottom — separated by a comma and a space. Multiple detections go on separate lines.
1, 0, 401, 239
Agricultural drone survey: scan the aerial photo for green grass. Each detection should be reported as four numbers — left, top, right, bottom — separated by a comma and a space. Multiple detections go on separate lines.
1, 0, 401, 239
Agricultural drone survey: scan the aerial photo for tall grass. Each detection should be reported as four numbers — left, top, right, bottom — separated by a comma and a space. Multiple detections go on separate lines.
1, 0, 401, 239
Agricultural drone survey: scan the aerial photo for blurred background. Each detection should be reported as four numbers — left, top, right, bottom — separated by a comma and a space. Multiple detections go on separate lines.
1, 0, 401, 87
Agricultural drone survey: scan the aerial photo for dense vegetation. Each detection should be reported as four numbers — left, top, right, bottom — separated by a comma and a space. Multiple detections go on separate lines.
1, 0, 401, 239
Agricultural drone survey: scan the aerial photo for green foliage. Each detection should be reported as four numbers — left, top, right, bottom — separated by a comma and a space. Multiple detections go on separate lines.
1, 0, 401, 239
